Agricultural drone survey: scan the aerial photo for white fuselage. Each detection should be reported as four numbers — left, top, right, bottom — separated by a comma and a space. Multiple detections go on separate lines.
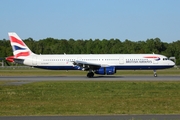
19, 54, 175, 70
8, 32, 175, 77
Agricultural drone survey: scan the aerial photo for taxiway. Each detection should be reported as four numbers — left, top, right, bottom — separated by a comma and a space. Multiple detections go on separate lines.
0, 75, 180, 81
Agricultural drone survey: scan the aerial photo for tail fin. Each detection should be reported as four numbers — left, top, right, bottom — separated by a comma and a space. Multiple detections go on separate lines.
8, 32, 34, 58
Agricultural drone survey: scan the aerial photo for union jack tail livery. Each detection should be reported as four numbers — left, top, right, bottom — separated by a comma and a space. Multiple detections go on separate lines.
8, 32, 34, 58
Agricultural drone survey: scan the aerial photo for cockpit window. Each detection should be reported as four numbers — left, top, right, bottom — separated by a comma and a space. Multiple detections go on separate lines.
163, 58, 168, 60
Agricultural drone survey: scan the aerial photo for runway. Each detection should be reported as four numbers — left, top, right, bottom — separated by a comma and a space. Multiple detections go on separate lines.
0, 75, 180, 86
0, 75, 180, 81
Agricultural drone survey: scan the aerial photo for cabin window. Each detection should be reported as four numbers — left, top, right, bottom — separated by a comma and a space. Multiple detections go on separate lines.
163, 58, 168, 60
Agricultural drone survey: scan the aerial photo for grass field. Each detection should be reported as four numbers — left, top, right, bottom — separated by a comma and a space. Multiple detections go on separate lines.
0, 81, 180, 116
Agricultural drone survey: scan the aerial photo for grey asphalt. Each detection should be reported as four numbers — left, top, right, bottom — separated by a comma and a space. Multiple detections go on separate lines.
0, 75, 180, 82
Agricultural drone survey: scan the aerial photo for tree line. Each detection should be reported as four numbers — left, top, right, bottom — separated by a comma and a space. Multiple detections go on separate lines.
0, 37, 180, 65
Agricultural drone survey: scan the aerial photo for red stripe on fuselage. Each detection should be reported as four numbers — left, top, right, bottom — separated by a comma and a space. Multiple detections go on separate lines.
10, 36, 25, 46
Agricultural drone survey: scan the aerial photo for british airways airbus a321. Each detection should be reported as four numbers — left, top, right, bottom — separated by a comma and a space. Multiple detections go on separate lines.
6, 32, 175, 77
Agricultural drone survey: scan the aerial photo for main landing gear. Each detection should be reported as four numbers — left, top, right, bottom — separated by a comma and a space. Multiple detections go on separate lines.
153, 70, 157, 77
87, 72, 94, 78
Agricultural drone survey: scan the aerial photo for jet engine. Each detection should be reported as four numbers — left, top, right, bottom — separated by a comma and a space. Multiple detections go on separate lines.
94, 66, 116, 75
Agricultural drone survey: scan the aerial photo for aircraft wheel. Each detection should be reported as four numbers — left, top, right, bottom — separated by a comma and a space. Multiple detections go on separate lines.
87, 73, 90, 78
154, 73, 157, 77
87, 72, 94, 78
153, 70, 157, 77
91, 72, 94, 77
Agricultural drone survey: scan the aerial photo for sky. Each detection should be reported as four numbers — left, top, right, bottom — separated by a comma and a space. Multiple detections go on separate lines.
1, 0, 180, 42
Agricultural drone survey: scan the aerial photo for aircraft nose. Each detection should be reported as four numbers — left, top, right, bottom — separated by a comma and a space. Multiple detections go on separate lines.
169, 60, 175, 66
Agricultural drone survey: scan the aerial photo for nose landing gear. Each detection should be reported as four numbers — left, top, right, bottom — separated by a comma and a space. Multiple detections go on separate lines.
153, 70, 157, 77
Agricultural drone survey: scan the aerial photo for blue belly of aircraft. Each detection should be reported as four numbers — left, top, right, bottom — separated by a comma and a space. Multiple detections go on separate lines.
34, 65, 174, 70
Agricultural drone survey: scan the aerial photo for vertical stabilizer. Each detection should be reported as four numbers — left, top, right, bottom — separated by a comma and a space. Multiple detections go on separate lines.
8, 32, 34, 58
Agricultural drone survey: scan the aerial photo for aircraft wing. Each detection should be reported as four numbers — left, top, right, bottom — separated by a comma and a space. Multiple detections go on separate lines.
72, 60, 106, 70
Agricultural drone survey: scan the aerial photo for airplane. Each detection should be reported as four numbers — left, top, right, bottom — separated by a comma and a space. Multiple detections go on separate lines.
6, 32, 175, 77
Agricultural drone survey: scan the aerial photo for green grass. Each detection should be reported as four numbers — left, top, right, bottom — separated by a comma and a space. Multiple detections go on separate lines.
0, 81, 180, 116
0, 67, 180, 76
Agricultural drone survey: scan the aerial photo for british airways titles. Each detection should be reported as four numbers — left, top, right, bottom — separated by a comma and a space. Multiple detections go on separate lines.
126, 59, 152, 63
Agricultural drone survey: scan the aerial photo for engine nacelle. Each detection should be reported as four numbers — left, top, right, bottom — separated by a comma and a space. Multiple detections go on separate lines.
94, 67, 116, 75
